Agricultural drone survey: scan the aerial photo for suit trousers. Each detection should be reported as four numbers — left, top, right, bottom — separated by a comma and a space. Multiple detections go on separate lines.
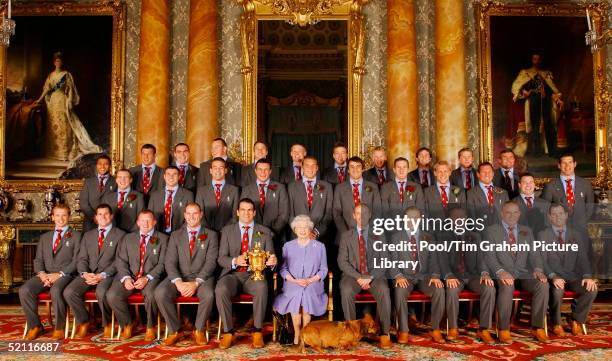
341, 275, 391, 334
394, 278, 443, 332
215, 272, 268, 332
19, 275, 74, 330
446, 279, 496, 329
550, 279, 597, 324
496, 278, 549, 329
106, 278, 160, 327
155, 278, 215, 334
63, 276, 114, 326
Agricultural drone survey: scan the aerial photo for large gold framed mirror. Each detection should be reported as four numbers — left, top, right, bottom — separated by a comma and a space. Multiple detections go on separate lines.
237, 0, 367, 163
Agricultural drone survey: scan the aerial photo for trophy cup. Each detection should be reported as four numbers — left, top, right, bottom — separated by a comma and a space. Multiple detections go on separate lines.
245, 242, 271, 281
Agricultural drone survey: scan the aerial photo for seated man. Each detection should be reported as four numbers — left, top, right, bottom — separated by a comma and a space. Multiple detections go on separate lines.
338, 204, 392, 348
484, 200, 549, 343
539, 203, 598, 336
215, 198, 277, 349
64, 204, 125, 339
155, 203, 219, 346
107, 210, 168, 341
390, 207, 445, 344
20, 204, 82, 340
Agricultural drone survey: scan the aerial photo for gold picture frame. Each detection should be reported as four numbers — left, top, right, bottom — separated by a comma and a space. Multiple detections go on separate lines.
0, 0, 126, 192
236, 0, 367, 162
476, 1, 610, 189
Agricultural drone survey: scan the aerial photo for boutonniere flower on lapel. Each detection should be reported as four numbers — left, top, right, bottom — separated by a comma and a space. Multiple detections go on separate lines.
65, 230, 73, 239
268, 184, 278, 191
451, 186, 461, 196
405, 185, 415, 194
128, 193, 137, 202
316, 184, 325, 192
494, 187, 504, 194
198, 233, 208, 248
519, 230, 527, 237
149, 236, 158, 246
365, 185, 372, 192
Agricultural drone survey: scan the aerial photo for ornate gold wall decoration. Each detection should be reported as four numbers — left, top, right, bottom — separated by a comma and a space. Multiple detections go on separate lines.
0, 225, 15, 290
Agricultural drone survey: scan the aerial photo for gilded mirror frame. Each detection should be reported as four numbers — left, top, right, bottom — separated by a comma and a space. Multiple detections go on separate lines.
236, 0, 368, 162
476, 1, 611, 189
0, 0, 126, 192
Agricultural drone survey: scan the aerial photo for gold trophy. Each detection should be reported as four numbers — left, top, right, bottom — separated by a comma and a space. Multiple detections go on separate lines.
245, 241, 271, 281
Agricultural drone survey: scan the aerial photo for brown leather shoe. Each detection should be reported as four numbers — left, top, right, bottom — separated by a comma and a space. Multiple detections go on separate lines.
532, 328, 549, 342
120, 324, 133, 340
50, 329, 64, 340
74, 323, 89, 339
144, 327, 156, 342
193, 329, 208, 345
571, 320, 583, 336
477, 329, 495, 345
103, 325, 113, 338
396, 331, 410, 344
552, 324, 566, 337
218, 333, 233, 349
252, 331, 264, 348
498, 329, 512, 344
430, 329, 446, 343
379, 334, 392, 348
163, 331, 183, 346
447, 328, 459, 341
24, 326, 43, 341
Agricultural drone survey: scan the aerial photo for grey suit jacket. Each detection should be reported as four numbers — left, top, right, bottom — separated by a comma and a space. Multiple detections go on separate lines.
217, 223, 274, 278
165, 226, 219, 282
409, 168, 434, 187
287, 179, 333, 237
103, 190, 145, 233
79, 175, 116, 228
333, 180, 382, 233
338, 228, 388, 280
437, 231, 486, 280
77, 226, 125, 277
364, 166, 395, 186
178, 164, 199, 193
129, 165, 165, 196
483, 224, 542, 279
389, 231, 440, 280
466, 185, 509, 226
541, 176, 594, 229
322, 166, 347, 187
197, 159, 241, 187
148, 187, 194, 233
538, 227, 592, 281
240, 181, 289, 235
33, 228, 82, 276
380, 180, 425, 219
493, 168, 520, 199
116, 231, 168, 281
424, 184, 466, 218
514, 194, 550, 235
195, 183, 239, 232
450, 167, 477, 191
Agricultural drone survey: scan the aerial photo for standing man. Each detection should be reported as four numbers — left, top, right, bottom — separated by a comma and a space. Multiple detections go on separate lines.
322, 142, 349, 187
380, 157, 425, 219
514, 173, 550, 235
195, 158, 240, 232
215, 198, 277, 349
155, 203, 219, 346
541, 153, 594, 231
129, 144, 164, 203
64, 204, 125, 338
148, 166, 194, 234
173, 143, 199, 193
107, 210, 168, 341
20, 204, 82, 340
409, 147, 434, 188
197, 138, 241, 187
80, 155, 116, 231
103, 169, 145, 233
424, 161, 466, 219
493, 149, 520, 199
241, 141, 270, 187
364, 146, 394, 187
280, 143, 308, 185
450, 147, 477, 192
466, 162, 509, 226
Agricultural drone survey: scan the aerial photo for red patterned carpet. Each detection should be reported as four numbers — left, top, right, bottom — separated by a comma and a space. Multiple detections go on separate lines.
0, 304, 610, 360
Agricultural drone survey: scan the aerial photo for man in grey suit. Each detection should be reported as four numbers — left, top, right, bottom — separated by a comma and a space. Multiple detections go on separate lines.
241, 141, 271, 187
541, 153, 594, 231
380, 157, 425, 220
408, 147, 434, 188
540, 203, 597, 336
466, 162, 509, 226
195, 157, 239, 232
334, 156, 382, 235
279, 143, 308, 185
492, 149, 520, 199
364, 146, 395, 187
103, 169, 145, 232
484, 201, 549, 343
80, 154, 116, 231
64, 204, 125, 339
322, 142, 349, 187
19, 204, 82, 340
107, 210, 168, 341
173, 142, 199, 193
514, 173, 550, 235
215, 198, 277, 349
424, 161, 466, 219
338, 204, 392, 348
129, 143, 165, 202
450, 147, 477, 191
197, 138, 241, 187
155, 203, 219, 346
148, 166, 194, 234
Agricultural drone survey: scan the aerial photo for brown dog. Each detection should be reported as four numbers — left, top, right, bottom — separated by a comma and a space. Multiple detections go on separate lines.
299, 313, 378, 353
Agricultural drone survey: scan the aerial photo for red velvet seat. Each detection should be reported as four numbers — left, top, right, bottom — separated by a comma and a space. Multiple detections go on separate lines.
37, 292, 51, 301
84, 291, 97, 301
232, 294, 254, 303
458, 290, 480, 300
563, 291, 579, 299
127, 293, 144, 304
175, 296, 200, 303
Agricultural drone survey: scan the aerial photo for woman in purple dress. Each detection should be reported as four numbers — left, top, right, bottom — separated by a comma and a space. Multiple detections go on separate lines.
273, 215, 328, 344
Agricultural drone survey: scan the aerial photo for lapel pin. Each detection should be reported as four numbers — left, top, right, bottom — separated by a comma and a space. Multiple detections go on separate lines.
66, 241, 70, 247
273, 192, 276, 198
580, 192, 583, 198
201, 244, 205, 249
109, 241, 113, 247
153, 248, 157, 255
179, 201, 183, 207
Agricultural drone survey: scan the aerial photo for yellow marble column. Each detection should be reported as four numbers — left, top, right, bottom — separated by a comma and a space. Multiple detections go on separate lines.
136, 0, 171, 166
387, 0, 419, 166
186, 0, 218, 165
434, 0, 468, 165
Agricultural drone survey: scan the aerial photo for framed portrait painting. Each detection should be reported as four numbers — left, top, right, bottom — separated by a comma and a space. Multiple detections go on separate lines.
0, 1, 125, 191
476, 2, 609, 186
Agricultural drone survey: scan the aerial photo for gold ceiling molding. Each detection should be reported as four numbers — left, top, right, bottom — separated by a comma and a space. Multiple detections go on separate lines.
256, 0, 364, 27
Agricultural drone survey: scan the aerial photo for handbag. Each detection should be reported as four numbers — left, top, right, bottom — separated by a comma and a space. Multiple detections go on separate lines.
273, 310, 294, 345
